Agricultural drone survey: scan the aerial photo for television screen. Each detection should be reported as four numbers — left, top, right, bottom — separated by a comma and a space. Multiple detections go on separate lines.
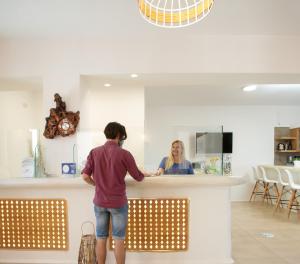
222, 132, 233, 153
196, 132, 233, 154
196, 132, 222, 154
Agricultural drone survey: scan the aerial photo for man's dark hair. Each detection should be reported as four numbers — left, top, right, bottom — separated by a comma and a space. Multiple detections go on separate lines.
104, 122, 127, 140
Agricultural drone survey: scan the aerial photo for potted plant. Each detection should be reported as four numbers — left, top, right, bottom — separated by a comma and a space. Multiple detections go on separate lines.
293, 157, 300, 167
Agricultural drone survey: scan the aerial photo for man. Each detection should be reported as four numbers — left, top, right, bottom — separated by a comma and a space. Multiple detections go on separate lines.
82, 122, 150, 264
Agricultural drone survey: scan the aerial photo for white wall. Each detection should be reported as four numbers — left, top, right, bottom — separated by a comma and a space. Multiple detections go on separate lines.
0, 90, 43, 178
1, 35, 300, 175
145, 104, 300, 200
1, 36, 300, 75
78, 77, 145, 167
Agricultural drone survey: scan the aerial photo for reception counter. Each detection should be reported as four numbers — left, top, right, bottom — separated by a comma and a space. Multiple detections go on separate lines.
0, 175, 246, 264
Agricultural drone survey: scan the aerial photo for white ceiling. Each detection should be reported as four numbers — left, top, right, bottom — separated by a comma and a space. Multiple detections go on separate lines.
83, 73, 300, 106
1, 1, 300, 105
0, 0, 300, 37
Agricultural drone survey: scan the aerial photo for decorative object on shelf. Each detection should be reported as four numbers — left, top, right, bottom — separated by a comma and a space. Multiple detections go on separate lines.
204, 156, 220, 175
61, 162, 77, 177
138, 0, 214, 28
277, 143, 285, 151
223, 154, 232, 176
287, 155, 294, 164
43, 93, 80, 139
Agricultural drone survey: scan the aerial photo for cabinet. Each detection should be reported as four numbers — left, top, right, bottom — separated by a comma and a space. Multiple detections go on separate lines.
274, 127, 300, 165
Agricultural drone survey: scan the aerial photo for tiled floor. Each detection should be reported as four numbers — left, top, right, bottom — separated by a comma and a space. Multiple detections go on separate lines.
232, 201, 300, 264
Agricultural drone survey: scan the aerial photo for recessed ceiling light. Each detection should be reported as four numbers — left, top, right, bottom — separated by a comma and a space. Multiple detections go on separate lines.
104, 83, 111, 87
243, 85, 257, 92
130, 74, 138, 78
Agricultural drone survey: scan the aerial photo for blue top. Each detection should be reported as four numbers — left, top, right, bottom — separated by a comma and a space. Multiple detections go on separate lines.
159, 157, 194, 175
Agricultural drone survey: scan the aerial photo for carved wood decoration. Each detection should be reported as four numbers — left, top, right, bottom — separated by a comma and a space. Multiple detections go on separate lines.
43, 93, 80, 139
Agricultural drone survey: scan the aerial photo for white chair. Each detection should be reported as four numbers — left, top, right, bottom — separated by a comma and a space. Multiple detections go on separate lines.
249, 166, 265, 201
274, 168, 290, 212
259, 166, 279, 204
284, 169, 300, 218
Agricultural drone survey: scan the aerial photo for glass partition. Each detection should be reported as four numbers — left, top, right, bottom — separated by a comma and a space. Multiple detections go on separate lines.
145, 123, 232, 176
190, 126, 224, 175
0, 86, 43, 179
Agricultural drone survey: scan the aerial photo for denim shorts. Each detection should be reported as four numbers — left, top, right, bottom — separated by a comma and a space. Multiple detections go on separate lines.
94, 204, 128, 240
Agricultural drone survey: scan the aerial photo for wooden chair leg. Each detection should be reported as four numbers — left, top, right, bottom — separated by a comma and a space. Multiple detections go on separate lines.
274, 186, 284, 213
263, 183, 269, 203
266, 184, 272, 204
269, 183, 279, 205
288, 190, 296, 218
249, 181, 258, 202
274, 183, 280, 199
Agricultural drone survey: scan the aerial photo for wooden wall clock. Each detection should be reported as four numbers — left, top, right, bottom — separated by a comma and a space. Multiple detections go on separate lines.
43, 93, 80, 139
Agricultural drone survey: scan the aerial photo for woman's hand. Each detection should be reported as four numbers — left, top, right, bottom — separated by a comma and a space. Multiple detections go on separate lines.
155, 168, 164, 176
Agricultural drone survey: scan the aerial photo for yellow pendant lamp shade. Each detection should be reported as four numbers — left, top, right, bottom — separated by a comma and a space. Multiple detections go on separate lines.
138, 0, 214, 28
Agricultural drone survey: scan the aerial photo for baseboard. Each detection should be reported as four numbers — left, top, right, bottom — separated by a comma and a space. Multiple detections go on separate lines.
0, 260, 75, 264
0, 258, 234, 264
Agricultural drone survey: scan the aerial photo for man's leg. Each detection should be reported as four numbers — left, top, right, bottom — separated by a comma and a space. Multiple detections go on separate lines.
114, 239, 126, 264
94, 205, 110, 264
96, 238, 107, 264
110, 204, 128, 264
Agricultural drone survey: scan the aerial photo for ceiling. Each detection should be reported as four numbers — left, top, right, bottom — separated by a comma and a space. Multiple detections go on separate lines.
1, 1, 300, 105
0, 0, 300, 38
83, 73, 300, 106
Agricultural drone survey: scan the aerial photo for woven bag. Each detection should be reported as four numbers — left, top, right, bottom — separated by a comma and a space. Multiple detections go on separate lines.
78, 221, 97, 264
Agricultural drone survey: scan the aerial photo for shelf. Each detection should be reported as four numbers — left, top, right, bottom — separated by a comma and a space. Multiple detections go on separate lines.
275, 137, 297, 140
275, 150, 300, 153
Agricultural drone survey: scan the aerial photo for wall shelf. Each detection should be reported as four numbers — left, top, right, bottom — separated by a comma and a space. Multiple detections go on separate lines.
274, 127, 300, 165
275, 150, 300, 153
275, 137, 297, 140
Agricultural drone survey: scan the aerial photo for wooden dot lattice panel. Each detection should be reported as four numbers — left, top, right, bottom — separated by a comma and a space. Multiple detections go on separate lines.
109, 198, 189, 252
0, 199, 68, 250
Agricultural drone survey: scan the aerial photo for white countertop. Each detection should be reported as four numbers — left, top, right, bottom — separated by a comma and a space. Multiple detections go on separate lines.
0, 175, 247, 189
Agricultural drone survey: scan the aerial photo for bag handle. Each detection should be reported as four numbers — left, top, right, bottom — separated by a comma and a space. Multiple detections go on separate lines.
81, 221, 95, 236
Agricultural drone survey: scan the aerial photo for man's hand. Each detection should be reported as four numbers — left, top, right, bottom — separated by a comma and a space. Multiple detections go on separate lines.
82, 173, 95, 186
143, 171, 154, 177
138, 167, 157, 177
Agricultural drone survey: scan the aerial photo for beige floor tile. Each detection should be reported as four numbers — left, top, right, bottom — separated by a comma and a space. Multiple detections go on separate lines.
282, 256, 300, 264
232, 201, 300, 264
233, 257, 289, 264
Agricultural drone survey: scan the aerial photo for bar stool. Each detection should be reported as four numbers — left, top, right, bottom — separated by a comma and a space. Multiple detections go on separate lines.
274, 168, 290, 212
249, 166, 265, 201
259, 166, 279, 204
284, 169, 300, 218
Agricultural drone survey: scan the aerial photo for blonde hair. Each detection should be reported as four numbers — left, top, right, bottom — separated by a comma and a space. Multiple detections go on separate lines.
165, 140, 186, 170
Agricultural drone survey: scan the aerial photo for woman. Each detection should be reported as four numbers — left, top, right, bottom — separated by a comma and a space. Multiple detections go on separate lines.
157, 140, 194, 175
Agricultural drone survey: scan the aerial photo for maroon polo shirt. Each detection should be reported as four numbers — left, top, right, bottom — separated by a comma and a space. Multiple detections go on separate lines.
82, 141, 144, 208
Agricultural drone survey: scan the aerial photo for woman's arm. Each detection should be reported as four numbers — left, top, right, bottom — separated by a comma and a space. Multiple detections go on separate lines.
188, 161, 194, 174
156, 168, 164, 176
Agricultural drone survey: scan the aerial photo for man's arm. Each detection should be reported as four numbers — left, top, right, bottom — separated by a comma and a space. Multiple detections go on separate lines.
81, 150, 95, 186
124, 152, 145, 181
82, 173, 95, 186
